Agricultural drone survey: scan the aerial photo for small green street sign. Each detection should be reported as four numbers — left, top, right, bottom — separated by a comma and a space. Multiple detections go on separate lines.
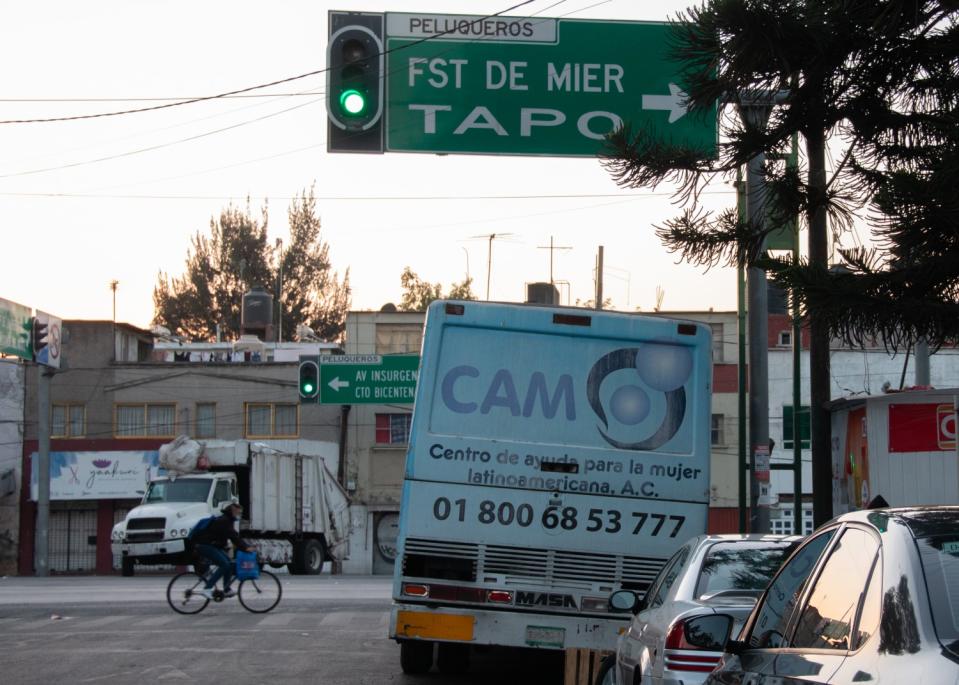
385, 14, 717, 157
0, 297, 32, 360
319, 354, 420, 404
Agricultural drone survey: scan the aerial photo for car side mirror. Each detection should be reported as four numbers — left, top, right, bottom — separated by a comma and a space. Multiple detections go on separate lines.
683, 614, 735, 651
608, 589, 641, 614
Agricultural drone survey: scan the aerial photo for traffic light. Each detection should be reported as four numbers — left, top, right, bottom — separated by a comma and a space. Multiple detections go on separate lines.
298, 356, 320, 402
31, 317, 48, 358
327, 12, 384, 153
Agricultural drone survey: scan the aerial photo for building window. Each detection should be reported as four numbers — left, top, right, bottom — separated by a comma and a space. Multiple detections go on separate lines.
195, 403, 216, 439
245, 403, 298, 438
114, 403, 176, 437
783, 405, 811, 449
376, 324, 422, 354
376, 413, 412, 445
778, 330, 792, 346
709, 323, 724, 362
711, 414, 725, 446
771, 518, 792, 535
52, 404, 85, 438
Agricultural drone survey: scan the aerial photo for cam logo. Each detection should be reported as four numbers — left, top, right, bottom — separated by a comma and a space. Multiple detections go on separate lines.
586, 344, 692, 451
515, 592, 577, 609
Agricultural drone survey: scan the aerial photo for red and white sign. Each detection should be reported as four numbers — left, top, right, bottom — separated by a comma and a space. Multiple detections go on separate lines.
888, 403, 957, 453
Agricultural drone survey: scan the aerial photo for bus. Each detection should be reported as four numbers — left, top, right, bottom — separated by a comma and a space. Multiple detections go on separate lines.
389, 301, 712, 674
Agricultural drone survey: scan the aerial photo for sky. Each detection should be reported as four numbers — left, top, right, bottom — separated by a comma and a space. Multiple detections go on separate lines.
1, 0, 758, 332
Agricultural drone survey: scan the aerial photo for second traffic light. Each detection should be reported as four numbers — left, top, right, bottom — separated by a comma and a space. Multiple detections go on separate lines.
298, 356, 320, 402
327, 12, 384, 153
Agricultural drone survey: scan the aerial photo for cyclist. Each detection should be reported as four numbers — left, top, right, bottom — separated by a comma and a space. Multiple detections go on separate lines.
191, 499, 253, 599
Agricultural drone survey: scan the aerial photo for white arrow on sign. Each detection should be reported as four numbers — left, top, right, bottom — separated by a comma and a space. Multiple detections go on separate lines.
328, 377, 350, 392
641, 83, 689, 123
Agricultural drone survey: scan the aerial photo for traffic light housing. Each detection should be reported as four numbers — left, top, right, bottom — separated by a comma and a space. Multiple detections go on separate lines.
298, 356, 320, 402
327, 12, 384, 153
31, 317, 48, 357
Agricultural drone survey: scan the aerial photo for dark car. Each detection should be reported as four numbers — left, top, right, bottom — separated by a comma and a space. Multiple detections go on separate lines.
680, 506, 959, 684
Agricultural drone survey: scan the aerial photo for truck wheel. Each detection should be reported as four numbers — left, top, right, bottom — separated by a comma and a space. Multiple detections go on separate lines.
293, 539, 325, 575
399, 640, 433, 674
121, 557, 135, 577
594, 654, 615, 685
437, 642, 469, 674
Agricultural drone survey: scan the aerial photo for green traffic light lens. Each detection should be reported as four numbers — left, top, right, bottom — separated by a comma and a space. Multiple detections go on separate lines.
302, 383, 315, 394
339, 89, 367, 116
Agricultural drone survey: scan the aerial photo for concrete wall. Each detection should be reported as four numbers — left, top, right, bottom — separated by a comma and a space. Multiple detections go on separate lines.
0, 361, 24, 575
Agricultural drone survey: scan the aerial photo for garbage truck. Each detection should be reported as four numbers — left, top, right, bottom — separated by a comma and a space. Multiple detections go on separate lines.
112, 437, 351, 576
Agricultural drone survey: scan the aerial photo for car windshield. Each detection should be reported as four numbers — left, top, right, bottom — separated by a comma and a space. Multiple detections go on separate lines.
695, 540, 796, 600
145, 479, 211, 503
916, 534, 959, 651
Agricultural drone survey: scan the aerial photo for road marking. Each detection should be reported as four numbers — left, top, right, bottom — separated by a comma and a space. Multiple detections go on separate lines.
81, 615, 127, 627
319, 611, 351, 626
134, 615, 178, 627
257, 613, 295, 626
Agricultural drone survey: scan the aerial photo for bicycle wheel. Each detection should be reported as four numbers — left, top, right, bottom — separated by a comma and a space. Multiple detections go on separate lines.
166, 572, 210, 615
238, 571, 282, 613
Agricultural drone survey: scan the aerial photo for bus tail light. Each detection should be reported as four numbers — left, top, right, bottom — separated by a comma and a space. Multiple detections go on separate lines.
487, 590, 513, 604
403, 583, 430, 598
580, 596, 608, 612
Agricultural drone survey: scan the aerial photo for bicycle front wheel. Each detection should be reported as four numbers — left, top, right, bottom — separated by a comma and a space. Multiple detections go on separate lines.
166, 572, 210, 615
238, 571, 282, 613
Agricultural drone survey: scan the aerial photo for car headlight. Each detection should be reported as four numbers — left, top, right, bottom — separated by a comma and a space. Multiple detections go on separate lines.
180, 528, 188, 537
169, 529, 178, 538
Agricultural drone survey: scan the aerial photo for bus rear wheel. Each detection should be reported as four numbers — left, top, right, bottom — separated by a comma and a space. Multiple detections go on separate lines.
400, 640, 433, 674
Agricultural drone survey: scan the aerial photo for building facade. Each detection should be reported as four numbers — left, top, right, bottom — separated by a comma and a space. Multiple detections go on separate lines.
18, 321, 344, 575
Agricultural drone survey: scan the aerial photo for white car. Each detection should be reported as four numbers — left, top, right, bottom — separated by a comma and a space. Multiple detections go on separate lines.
600, 534, 800, 685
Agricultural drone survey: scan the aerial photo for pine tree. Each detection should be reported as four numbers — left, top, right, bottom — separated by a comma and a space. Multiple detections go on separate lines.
153, 188, 350, 341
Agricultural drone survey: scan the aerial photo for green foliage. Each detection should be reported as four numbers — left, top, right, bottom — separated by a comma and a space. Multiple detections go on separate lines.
153, 187, 350, 342
398, 267, 476, 311
602, 0, 959, 350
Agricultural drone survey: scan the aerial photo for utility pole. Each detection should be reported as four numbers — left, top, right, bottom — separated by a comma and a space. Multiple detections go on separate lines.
594, 246, 604, 309
276, 238, 284, 343
471, 233, 515, 300
740, 96, 773, 534
109, 280, 119, 322
35, 364, 52, 576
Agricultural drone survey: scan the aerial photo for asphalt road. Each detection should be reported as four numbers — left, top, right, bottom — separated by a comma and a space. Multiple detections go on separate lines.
0, 575, 564, 685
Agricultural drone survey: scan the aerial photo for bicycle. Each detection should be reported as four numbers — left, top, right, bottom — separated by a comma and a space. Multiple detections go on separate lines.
166, 555, 282, 615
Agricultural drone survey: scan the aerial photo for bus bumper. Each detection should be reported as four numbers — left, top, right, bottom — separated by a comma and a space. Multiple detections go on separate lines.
389, 602, 625, 651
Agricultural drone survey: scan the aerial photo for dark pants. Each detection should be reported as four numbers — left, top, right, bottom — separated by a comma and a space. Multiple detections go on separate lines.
195, 544, 233, 590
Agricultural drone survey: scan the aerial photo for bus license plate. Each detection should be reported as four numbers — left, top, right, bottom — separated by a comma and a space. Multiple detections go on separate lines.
526, 625, 565, 648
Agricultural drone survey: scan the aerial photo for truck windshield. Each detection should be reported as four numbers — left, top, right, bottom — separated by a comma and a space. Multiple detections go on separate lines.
145, 479, 211, 503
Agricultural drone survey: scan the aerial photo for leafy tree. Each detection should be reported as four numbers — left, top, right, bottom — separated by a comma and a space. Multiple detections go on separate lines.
601, 0, 958, 524
398, 267, 475, 311
154, 187, 350, 342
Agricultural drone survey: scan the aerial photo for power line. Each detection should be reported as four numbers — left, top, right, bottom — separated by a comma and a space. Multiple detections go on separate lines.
0, 190, 731, 201
0, 0, 539, 126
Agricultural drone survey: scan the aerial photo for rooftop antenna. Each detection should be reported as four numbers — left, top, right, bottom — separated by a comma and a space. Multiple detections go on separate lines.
537, 236, 572, 285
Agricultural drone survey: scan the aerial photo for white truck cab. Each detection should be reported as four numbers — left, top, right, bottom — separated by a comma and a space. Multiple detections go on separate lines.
112, 472, 239, 576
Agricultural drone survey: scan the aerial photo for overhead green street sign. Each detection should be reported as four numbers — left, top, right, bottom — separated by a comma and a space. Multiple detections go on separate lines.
385, 13, 717, 156
0, 297, 32, 360
319, 354, 420, 404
